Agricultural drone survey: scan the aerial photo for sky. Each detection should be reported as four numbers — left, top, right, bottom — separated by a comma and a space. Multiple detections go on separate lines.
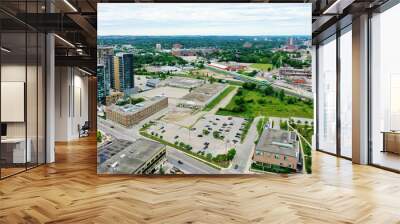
98, 3, 311, 36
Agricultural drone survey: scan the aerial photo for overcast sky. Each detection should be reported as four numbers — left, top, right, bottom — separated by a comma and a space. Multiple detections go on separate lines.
98, 3, 311, 36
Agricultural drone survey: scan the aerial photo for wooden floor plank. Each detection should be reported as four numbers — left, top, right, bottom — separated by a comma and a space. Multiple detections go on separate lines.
0, 136, 399, 223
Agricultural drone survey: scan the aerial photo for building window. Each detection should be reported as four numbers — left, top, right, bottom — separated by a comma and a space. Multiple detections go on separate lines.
317, 35, 337, 154
340, 27, 353, 158
370, 4, 400, 171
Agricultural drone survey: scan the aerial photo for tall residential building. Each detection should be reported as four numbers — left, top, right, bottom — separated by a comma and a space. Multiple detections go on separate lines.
113, 56, 121, 91
97, 46, 114, 64
122, 53, 135, 93
97, 64, 109, 104
114, 53, 135, 94
104, 55, 114, 90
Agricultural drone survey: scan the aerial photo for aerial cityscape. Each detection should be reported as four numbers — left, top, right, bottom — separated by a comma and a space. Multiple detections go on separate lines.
97, 3, 313, 175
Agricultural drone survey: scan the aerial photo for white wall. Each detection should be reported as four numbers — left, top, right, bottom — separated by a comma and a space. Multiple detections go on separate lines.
55, 67, 89, 141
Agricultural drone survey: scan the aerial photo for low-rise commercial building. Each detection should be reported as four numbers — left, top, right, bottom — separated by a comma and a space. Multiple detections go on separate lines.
279, 67, 311, 79
98, 138, 166, 174
146, 78, 161, 88
105, 96, 168, 127
253, 128, 300, 171
178, 83, 227, 109
165, 77, 205, 89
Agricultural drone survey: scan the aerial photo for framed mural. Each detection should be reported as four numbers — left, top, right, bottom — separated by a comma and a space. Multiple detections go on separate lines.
96, 3, 313, 175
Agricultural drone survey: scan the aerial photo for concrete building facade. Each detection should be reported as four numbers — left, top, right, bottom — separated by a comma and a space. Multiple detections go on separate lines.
105, 96, 168, 127
253, 128, 300, 170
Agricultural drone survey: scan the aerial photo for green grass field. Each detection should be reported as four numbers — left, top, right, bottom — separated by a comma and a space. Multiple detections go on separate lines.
250, 63, 273, 71
203, 86, 236, 111
216, 89, 313, 119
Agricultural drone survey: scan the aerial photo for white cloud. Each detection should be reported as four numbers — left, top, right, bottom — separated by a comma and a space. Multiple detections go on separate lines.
98, 3, 311, 36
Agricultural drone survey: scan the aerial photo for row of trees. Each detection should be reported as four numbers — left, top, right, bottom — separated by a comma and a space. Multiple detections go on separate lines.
134, 52, 187, 68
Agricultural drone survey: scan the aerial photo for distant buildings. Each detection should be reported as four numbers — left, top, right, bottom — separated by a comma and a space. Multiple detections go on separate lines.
156, 43, 162, 51
208, 62, 228, 70
208, 62, 246, 72
243, 42, 252, 48
172, 43, 183, 49
98, 138, 166, 174
105, 96, 168, 127
279, 67, 311, 79
253, 128, 300, 171
97, 45, 136, 105
282, 37, 297, 52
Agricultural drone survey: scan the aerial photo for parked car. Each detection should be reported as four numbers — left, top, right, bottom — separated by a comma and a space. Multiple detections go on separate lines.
178, 160, 183, 165
197, 134, 203, 137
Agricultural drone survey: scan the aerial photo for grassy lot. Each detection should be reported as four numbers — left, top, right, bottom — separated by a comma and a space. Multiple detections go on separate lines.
255, 117, 268, 144
203, 86, 236, 111
240, 118, 254, 143
250, 63, 273, 71
216, 89, 313, 119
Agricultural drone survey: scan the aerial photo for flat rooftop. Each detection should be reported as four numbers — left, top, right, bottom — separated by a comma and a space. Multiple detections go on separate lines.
98, 138, 165, 174
181, 83, 226, 104
166, 77, 204, 87
107, 96, 166, 115
256, 128, 298, 158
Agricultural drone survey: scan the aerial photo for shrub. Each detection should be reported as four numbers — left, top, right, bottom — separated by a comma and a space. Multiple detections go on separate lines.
227, 148, 236, 161
96, 131, 102, 143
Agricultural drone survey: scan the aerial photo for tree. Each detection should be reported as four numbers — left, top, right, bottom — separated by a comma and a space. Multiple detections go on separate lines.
96, 131, 103, 143
159, 165, 165, 175
234, 97, 245, 105
278, 89, 285, 101
227, 148, 236, 161
206, 153, 213, 160
242, 82, 256, 90
263, 85, 274, 96
257, 98, 266, 105
280, 120, 288, 130
209, 76, 216, 83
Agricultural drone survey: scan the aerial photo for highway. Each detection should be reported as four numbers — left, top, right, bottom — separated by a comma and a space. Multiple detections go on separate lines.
205, 65, 313, 99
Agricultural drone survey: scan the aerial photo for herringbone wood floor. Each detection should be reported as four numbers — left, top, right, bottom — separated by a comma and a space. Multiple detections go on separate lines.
1, 136, 400, 224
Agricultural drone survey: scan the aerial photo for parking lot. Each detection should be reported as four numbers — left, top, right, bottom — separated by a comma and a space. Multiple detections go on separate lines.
147, 114, 246, 157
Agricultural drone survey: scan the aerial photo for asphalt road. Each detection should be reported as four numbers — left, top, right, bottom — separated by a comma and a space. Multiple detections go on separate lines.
98, 118, 138, 141
166, 147, 220, 174
228, 116, 261, 173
